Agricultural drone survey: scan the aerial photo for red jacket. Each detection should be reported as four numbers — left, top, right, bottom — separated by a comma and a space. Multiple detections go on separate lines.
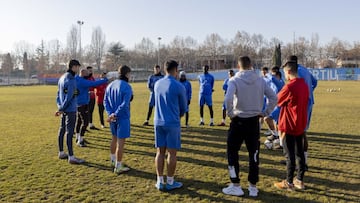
278, 78, 309, 136
95, 83, 107, 104
88, 76, 96, 99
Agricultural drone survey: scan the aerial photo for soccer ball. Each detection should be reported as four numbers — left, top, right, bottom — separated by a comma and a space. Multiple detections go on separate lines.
264, 139, 273, 149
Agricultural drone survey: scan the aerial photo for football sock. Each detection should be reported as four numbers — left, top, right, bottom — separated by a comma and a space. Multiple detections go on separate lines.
167, 176, 174, 185
210, 118, 214, 123
271, 130, 278, 137
157, 176, 164, 184
304, 151, 308, 164
200, 118, 204, 122
110, 154, 116, 161
116, 161, 122, 168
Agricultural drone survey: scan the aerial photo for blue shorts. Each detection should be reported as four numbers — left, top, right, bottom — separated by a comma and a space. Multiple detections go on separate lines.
199, 94, 212, 106
154, 126, 181, 149
149, 92, 155, 107
269, 106, 281, 123
110, 119, 130, 139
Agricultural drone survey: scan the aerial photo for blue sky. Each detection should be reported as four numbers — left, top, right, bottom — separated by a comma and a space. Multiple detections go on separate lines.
0, 0, 358, 52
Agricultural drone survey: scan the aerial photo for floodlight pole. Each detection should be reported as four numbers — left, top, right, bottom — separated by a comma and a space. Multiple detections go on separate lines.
77, 20, 84, 59
157, 37, 162, 65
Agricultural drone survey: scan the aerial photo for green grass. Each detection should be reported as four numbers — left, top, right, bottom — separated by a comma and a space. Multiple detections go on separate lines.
0, 81, 359, 203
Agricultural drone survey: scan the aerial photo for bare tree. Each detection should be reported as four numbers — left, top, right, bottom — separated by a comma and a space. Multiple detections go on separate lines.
134, 38, 155, 70
36, 40, 49, 73
67, 25, 78, 60
48, 39, 63, 73
91, 26, 106, 71
325, 38, 349, 65
202, 33, 225, 70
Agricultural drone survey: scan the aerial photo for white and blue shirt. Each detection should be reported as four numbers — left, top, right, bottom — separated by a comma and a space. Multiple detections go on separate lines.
104, 79, 133, 120
154, 75, 187, 127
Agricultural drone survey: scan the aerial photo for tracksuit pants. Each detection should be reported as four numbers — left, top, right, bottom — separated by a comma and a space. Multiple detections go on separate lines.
227, 116, 260, 185
58, 112, 76, 156
283, 133, 306, 183
76, 104, 89, 137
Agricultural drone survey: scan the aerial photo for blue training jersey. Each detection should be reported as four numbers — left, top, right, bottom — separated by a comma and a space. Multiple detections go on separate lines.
104, 79, 133, 120
56, 72, 77, 112
271, 76, 285, 92
147, 73, 164, 92
298, 65, 318, 104
180, 80, 192, 102
222, 78, 230, 95
198, 73, 214, 95
154, 75, 187, 127
76, 76, 108, 106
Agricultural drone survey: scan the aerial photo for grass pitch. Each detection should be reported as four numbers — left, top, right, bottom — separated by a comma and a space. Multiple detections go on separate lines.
0, 81, 359, 202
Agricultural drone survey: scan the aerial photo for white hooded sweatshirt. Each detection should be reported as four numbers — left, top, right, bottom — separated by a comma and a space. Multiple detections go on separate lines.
225, 69, 277, 118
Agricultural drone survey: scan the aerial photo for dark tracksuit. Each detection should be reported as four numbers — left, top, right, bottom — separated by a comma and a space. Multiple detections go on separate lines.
56, 70, 78, 156
75, 76, 108, 137
224, 70, 277, 185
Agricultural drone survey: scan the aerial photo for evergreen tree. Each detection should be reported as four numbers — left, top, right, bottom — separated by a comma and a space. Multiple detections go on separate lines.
272, 44, 282, 67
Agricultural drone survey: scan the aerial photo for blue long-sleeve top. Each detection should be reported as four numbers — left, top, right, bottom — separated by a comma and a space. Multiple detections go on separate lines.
198, 73, 214, 95
56, 72, 77, 112
154, 75, 187, 127
147, 73, 164, 92
104, 79, 133, 120
298, 65, 318, 104
76, 76, 108, 106
180, 80, 192, 102
271, 76, 285, 92
223, 78, 230, 94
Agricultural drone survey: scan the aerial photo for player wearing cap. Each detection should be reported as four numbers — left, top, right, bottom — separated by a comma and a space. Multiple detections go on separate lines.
55, 59, 84, 164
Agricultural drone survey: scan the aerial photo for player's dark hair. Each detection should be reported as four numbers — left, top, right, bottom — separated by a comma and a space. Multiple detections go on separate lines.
68, 59, 81, 69
288, 55, 298, 64
165, 60, 178, 73
271, 66, 280, 72
118, 65, 131, 76
284, 61, 298, 74
238, 56, 251, 69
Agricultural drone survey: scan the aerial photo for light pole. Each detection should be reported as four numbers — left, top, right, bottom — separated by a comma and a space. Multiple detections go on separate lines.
77, 20, 84, 60
157, 37, 162, 65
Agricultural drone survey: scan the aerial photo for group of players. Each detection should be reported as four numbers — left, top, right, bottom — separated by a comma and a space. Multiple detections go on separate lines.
55, 54, 317, 197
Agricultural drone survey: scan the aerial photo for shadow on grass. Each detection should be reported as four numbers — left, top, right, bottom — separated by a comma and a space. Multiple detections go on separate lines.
123, 168, 311, 203
82, 161, 112, 171
308, 131, 359, 141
